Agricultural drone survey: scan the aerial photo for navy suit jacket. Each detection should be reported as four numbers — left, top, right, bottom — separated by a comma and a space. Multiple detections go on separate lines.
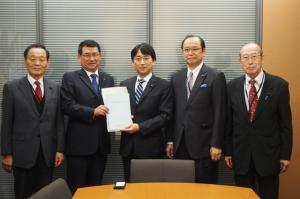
225, 71, 293, 176
61, 68, 114, 155
1, 77, 64, 168
170, 64, 227, 159
120, 75, 173, 158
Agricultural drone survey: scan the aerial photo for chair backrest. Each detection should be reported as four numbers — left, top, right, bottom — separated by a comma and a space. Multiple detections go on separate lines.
130, 159, 195, 183
28, 178, 72, 199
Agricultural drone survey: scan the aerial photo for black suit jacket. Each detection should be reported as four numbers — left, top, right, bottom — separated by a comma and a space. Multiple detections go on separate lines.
120, 75, 173, 158
61, 68, 114, 155
1, 77, 64, 168
170, 64, 227, 159
225, 71, 293, 176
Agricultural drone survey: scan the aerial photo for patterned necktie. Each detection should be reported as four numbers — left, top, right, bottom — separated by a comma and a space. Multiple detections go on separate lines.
90, 74, 99, 95
135, 79, 145, 104
187, 72, 194, 99
34, 81, 43, 102
248, 79, 258, 122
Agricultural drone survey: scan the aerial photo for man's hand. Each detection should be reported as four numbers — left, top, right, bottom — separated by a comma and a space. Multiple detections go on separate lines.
280, 160, 290, 173
94, 105, 109, 117
210, 147, 222, 161
2, 155, 13, 172
225, 156, 233, 168
165, 143, 174, 159
121, 123, 140, 134
54, 152, 64, 167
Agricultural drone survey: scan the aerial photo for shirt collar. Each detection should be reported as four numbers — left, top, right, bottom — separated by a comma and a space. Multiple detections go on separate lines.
187, 62, 203, 78
245, 69, 264, 86
137, 72, 152, 83
27, 74, 44, 86
83, 68, 99, 78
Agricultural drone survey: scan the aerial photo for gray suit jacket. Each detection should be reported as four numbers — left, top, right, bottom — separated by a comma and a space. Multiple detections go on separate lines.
170, 64, 227, 159
1, 76, 64, 168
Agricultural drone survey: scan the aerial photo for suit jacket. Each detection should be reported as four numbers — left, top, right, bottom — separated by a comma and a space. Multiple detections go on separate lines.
225, 71, 293, 176
120, 75, 173, 158
170, 64, 227, 159
1, 77, 64, 168
61, 68, 114, 155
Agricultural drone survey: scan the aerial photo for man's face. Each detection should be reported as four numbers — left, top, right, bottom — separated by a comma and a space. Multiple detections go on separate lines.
132, 50, 154, 78
24, 48, 48, 80
78, 46, 101, 72
240, 44, 263, 79
182, 37, 205, 69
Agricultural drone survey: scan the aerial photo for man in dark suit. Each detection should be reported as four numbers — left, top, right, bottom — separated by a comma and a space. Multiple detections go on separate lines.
224, 43, 292, 199
166, 35, 227, 183
1, 44, 65, 199
120, 43, 173, 182
61, 40, 114, 194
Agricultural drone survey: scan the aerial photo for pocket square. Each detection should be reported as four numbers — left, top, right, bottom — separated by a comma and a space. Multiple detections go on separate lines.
200, 84, 208, 88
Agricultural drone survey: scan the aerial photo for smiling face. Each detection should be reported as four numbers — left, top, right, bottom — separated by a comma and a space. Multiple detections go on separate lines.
132, 50, 155, 78
78, 46, 101, 72
24, 48, 48, 80
240, 43, 263, 79
182, 37, 206, 69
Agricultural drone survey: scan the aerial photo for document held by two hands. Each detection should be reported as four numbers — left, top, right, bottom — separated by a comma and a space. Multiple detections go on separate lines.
102, 87, 133, 132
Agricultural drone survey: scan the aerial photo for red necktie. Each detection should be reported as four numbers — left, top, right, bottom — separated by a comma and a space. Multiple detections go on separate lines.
248, 79, 258, 122
34, 81, 43, 102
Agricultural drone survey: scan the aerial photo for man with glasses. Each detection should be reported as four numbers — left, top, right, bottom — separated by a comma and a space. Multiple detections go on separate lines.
1, 44, 64, 199
166, 35, 227, 183
224, 43, 292, 199
119, 43, 173, 181
61, 40, 114, 194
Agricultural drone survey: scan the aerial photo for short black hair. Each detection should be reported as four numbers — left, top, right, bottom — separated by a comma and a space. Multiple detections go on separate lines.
131, 43, 156, 62
23, 44, 50, 60
78, 40, 101, 55
181, 34, 206, 50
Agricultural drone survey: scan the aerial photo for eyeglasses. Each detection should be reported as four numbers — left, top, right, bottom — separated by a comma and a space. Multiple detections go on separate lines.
81, 53, 100, 59
28, 57, 47, 63
183, 48, 202, 54
134, 56, 152, 62
241, 54, 261, 61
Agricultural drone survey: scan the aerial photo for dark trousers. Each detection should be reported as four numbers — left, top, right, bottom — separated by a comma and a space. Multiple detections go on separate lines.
175, 136, 218, 184
13, 148, 53, 199
122, 155, 137, 182
66, 151, 107, 194
234, 158, 279, 199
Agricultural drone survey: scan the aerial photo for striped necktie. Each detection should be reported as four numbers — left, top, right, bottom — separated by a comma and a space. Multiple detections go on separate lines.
187, 72, 194, 99
135, 79, 145, 104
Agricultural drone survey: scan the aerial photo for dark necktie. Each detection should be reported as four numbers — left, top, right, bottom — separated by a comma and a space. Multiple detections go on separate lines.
187, 72, 194, 99
34, 81, 43, 102
90, 74, 99, 95
135, 79, 145, 104
248, 79, 258, 122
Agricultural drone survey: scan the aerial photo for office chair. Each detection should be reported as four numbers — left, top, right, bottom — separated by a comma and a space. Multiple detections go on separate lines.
130, 159, 195, 183
28, 178, 72, 199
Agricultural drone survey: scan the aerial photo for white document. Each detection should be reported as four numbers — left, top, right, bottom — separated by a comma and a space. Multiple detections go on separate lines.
102, 87, 132, 132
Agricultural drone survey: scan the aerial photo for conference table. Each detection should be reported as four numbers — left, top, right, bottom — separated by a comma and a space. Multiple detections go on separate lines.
73, 182, 260, 199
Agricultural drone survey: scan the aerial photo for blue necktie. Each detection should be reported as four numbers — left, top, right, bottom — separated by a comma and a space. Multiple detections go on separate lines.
90, 74, 99, 95
135, 79, 145, 104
